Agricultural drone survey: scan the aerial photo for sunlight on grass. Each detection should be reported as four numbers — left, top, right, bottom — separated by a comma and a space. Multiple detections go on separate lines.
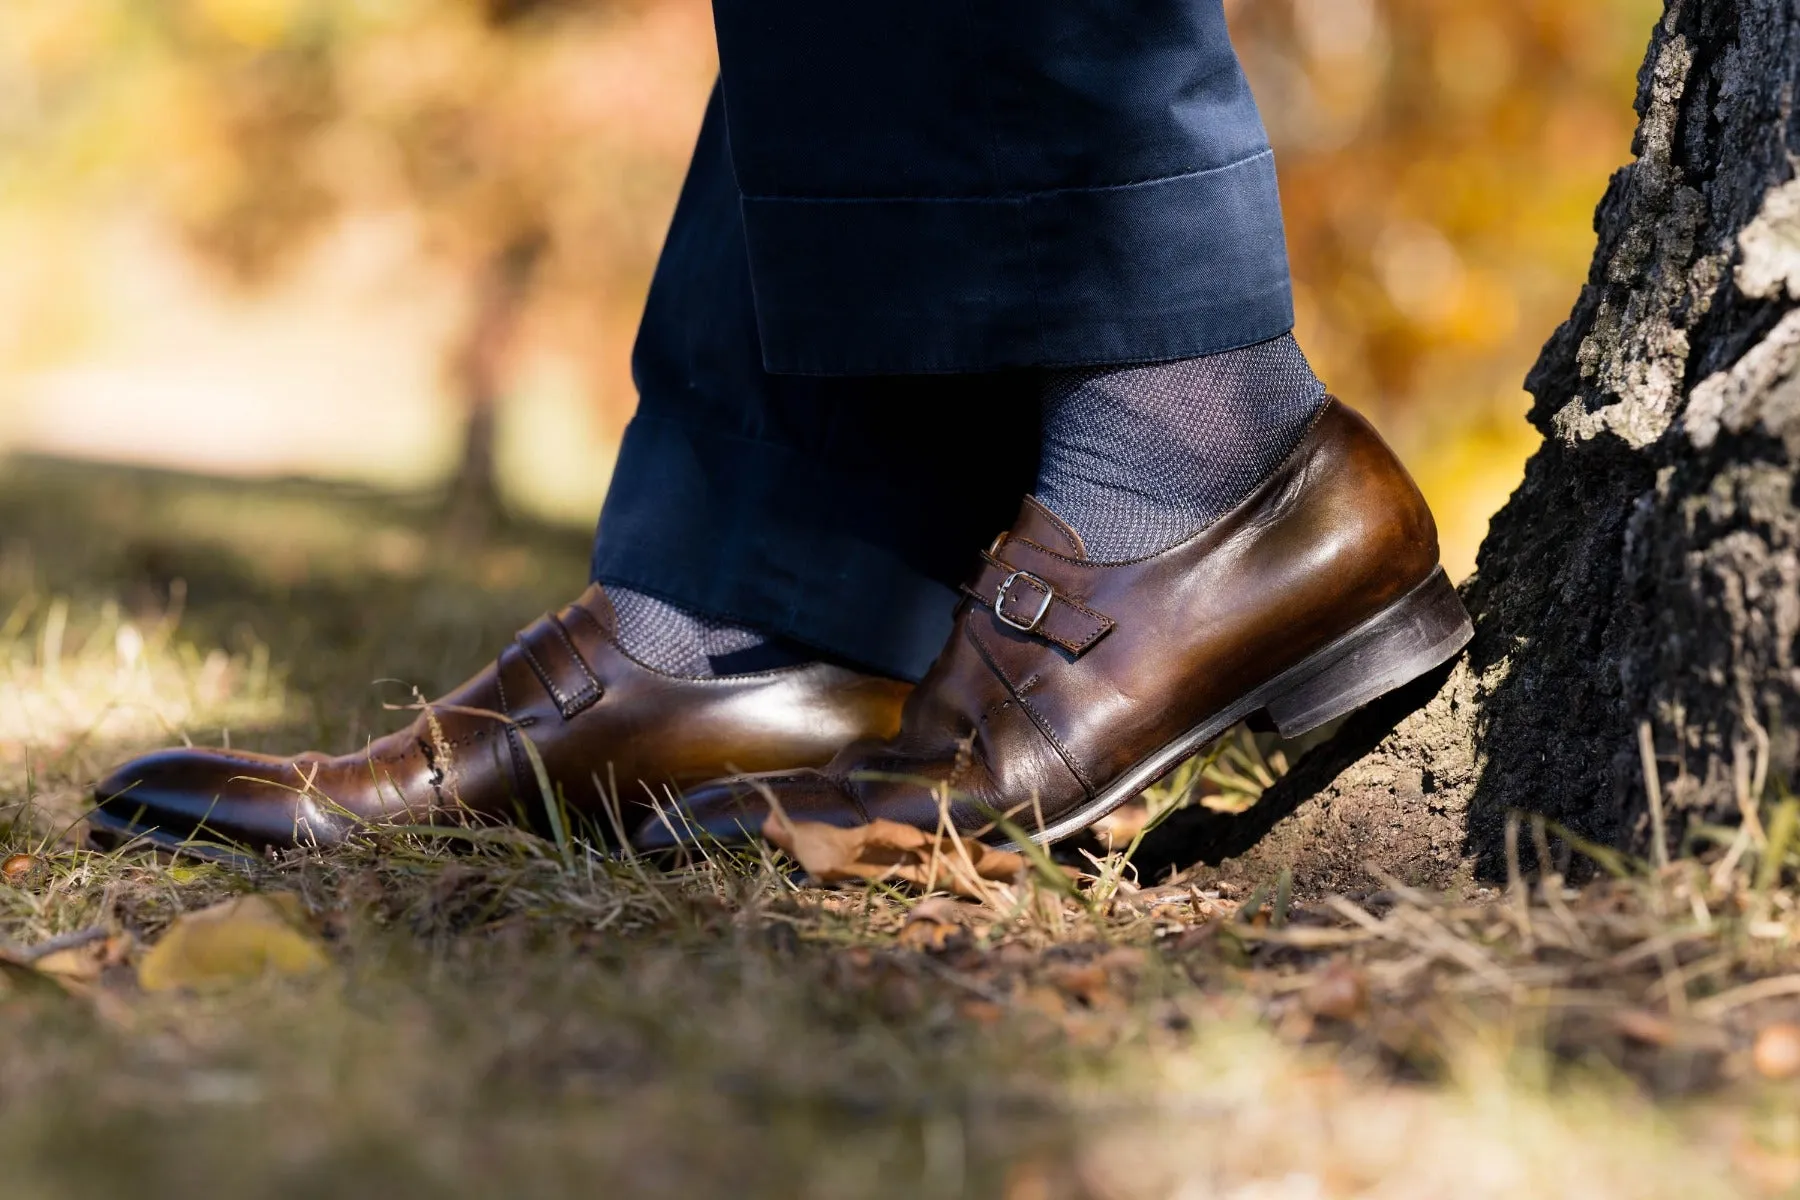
2, 464, 1800, 1198
0, 590, 292, 817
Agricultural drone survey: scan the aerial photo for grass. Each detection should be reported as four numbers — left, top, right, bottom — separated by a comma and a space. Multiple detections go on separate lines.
3, 455, 1800, 1198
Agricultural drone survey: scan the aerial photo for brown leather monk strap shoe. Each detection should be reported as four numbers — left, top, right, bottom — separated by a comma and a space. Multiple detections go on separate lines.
634, 399, 1472, 852
91, 584, 909, 854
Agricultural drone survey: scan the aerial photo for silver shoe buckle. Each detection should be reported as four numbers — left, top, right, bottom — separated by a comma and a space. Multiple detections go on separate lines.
994, 570, 1054, 633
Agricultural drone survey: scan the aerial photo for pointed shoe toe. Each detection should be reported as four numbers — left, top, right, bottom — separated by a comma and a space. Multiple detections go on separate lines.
90, 584, 910, 854
90, 747, 346, 854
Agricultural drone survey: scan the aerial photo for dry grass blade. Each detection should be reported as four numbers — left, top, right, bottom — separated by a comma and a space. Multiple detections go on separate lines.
1639, 720, 1670, 871
513, 724, 574, 871
1692, 975, 1800, 1021
1, 925, 110, 965
7, 466, 1800, 1196
1755, 794, 1798, 897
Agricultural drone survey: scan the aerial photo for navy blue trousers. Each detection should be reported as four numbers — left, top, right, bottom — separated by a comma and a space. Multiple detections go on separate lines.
592, 2, 1293, 681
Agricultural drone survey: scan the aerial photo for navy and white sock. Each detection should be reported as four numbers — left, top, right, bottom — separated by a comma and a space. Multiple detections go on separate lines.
1032, 333, 1328, 561
605, 587, 807, 677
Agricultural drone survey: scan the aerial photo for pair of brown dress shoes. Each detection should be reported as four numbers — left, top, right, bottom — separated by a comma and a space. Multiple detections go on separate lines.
91, 400, 1471, 858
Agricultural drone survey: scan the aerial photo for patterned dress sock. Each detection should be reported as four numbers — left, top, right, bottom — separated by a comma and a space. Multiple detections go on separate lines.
1031, 332, 1328, 561
605, 586, 809, 677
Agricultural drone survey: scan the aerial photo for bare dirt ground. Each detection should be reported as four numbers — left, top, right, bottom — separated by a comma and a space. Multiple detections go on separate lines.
3, 457, 1799, 1199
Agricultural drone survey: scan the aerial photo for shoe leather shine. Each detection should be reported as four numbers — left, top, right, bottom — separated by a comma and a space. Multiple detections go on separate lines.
91, 585, 910, 852
639, 398, 1472, 850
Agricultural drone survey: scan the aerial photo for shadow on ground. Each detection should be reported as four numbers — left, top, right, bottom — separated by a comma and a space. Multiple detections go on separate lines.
0, 454, 592, 762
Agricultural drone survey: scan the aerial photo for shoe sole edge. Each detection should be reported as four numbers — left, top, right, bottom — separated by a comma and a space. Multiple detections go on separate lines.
995, 566, 1474, 849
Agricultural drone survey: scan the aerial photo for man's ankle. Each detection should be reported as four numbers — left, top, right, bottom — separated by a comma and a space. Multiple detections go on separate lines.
1031, 333, 1327, 561
604, 586, 811, 677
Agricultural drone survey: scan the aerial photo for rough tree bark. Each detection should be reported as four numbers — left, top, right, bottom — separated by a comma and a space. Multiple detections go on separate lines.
1152, 0, 1800, 895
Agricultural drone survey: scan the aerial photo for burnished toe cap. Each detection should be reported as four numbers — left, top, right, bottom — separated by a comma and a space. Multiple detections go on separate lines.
92, 748, 347, 852
629, 769, 868, 852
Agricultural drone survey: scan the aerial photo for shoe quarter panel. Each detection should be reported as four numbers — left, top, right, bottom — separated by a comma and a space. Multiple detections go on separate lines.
872, 615, 1089, 825
976, 401, 1442, 793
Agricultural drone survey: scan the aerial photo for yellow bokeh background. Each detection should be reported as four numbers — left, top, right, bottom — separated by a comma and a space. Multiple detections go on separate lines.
0, 0, 1662, 575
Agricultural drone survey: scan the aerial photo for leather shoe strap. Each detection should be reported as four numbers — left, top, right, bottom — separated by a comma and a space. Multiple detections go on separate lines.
513, 614, 604, 719
963, 554, 1114, 656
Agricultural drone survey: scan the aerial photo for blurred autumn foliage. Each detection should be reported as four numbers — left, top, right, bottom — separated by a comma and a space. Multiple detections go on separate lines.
0, 0, 1659, 568
1, 0, 717, 524
1230, 0, 1661, 572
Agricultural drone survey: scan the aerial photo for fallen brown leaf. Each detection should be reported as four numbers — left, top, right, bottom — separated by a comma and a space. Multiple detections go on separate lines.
1047, 962, 1116, 1008
1753, 1023, 1800, 1080
907, 896, 975, 925
1093, 946, 1150, 975
762, 815, 1034, 899
33, 936, 128, 985
1090, 800, 1153, 850
898, 898, 975, 952
138, 893, 330, 993
1303, 961, 1369, 1022
1615, 1008, 1680, 1048
957, 998, 1006, 1025
0, 927, 122, 1002
898, 920, 961, 952
1019, 984, 1073, 1022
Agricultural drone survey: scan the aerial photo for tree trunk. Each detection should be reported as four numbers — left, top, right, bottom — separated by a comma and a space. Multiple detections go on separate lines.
1154, 0, 1800, 895
444, 234, 546, 542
